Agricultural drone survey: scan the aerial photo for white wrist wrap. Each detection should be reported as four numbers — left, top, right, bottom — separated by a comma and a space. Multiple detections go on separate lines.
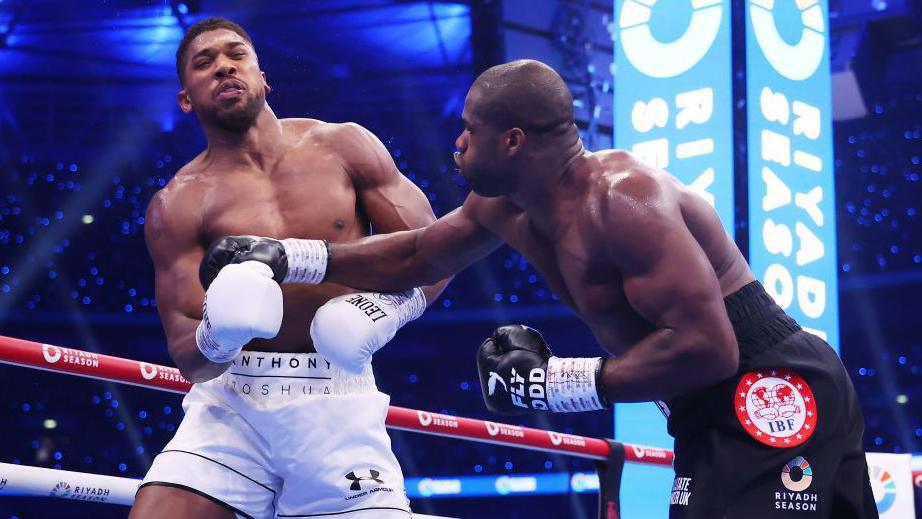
546, 357, 606, 412
195, 316, 241, 364
281, 238, 328, 284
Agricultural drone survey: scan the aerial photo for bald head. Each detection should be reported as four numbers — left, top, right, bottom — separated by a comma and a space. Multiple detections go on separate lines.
468, 60, 574, 134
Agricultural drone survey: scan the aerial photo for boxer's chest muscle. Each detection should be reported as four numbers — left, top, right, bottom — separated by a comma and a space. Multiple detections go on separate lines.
201, 153, 365, 246
505, 215, 653, 352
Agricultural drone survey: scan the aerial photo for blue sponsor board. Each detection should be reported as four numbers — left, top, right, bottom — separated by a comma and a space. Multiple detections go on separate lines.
613, 2, 734, 517
405, 472, 593, 498
614, 0, 734, 233
745, 0, 839, 350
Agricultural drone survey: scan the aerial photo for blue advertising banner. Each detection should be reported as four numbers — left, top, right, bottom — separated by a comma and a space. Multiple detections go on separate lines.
613, 2, 735, 517
745, 0, 839, 350
614, 0, 734, 233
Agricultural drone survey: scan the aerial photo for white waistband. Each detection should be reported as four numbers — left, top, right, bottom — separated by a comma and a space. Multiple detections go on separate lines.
220, 351, 376, 397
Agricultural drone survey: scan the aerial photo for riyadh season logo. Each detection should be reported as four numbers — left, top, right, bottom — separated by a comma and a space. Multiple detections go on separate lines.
868, 464, 897, 514
42, 344, 62, 364
776, 456, 818, 511
484, 421, 524, 438
619, 0, 724, 78
547, 431, 587, 447
781, 456, 813, 492
416, 410, 458, 429
140, 362, 158, 380
749, 0, 826, 81
49, 481, 72, 498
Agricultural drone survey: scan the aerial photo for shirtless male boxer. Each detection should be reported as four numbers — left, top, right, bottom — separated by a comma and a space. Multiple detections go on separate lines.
206, 60, 878, 518
130, 17, 447, 519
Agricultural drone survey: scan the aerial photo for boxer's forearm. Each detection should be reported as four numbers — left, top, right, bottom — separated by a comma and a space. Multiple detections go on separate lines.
327, 229, 441, 291
598, 328, 738, 402
327, 210, 502, 292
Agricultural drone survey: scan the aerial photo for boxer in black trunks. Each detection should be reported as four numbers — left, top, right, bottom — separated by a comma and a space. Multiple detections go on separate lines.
202, 59, 878, 518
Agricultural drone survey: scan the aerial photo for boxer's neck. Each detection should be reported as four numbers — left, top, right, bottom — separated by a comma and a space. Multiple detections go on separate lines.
509, 136, 589, 239
203, 104, 286, 170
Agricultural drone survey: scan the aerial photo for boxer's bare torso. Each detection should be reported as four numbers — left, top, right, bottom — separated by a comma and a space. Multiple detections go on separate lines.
147, 118, 439, 378
327, 149, 753, 399
467, 150, 754, 356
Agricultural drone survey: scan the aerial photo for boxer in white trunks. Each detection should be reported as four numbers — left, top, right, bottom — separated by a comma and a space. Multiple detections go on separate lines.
129, 17, 450, 519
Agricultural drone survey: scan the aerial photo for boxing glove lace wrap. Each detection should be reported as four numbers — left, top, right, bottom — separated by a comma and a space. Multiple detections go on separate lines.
195, 299, 240, 364
546, 356, 607, 412
281, 238, 329, 284
379, 287, 427, 328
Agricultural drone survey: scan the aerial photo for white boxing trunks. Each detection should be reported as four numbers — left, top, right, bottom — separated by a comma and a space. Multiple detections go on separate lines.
140, 351, 411, 519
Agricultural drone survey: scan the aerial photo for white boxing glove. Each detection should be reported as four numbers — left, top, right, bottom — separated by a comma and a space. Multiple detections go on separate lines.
310, 288, 427, 374
195, 261, 284, 363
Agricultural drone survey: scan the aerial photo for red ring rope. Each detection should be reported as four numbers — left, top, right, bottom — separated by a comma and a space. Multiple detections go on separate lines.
2, 335, 921, 487
0, 334, 672, 466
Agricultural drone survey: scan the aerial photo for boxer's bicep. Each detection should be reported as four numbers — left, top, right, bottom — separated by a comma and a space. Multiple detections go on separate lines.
145, 191, 205, 342
605, 194, 736, 367
335, 122, 435, 233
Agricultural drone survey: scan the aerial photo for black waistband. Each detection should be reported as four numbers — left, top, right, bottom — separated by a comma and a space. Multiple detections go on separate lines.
724, 281, 800, 363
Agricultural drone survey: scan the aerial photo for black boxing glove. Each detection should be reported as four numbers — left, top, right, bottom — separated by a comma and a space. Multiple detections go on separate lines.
477, 325, 608, 414
199, 235, 329, 290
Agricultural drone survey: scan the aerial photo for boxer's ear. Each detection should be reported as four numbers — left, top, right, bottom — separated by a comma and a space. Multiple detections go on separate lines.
504, 128, 526, 157
178, 89, 193, 113
261, 71, 271, 96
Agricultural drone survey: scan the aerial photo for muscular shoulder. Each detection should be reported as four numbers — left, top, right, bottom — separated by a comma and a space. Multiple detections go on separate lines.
300, 120, 396, 187
154, 159, 209, 211
583, 151, 678, 250
281, 117, 325, 137
145, 161, 207, 251
285, 118, 375, 153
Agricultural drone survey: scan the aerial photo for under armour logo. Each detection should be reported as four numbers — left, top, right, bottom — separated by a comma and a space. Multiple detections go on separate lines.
344, 469, 384, 491
487, 371, 507, 395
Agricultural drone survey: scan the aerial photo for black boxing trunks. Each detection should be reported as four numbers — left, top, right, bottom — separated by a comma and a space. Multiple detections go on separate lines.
663, 281, 878, 518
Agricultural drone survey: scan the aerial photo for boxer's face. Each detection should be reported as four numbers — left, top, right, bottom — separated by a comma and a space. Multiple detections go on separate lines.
177, 29, 270, 132
454, 91, 517, 197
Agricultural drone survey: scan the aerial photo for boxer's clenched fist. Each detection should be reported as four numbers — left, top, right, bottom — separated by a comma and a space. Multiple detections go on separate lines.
200, 235, 328, 289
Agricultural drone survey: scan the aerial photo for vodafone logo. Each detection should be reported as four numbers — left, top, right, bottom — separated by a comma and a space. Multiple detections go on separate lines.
139, 363, 158, 381
417, 411, 432, 427
913, 473, 922, 489
42, 344, 62, 364
485, 421, 500, 436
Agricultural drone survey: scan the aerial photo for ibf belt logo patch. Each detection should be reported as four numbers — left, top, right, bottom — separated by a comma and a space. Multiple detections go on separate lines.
734, 368, 817, 447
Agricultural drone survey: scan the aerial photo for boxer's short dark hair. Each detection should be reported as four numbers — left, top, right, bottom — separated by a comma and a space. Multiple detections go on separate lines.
176, 17, 254, 85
